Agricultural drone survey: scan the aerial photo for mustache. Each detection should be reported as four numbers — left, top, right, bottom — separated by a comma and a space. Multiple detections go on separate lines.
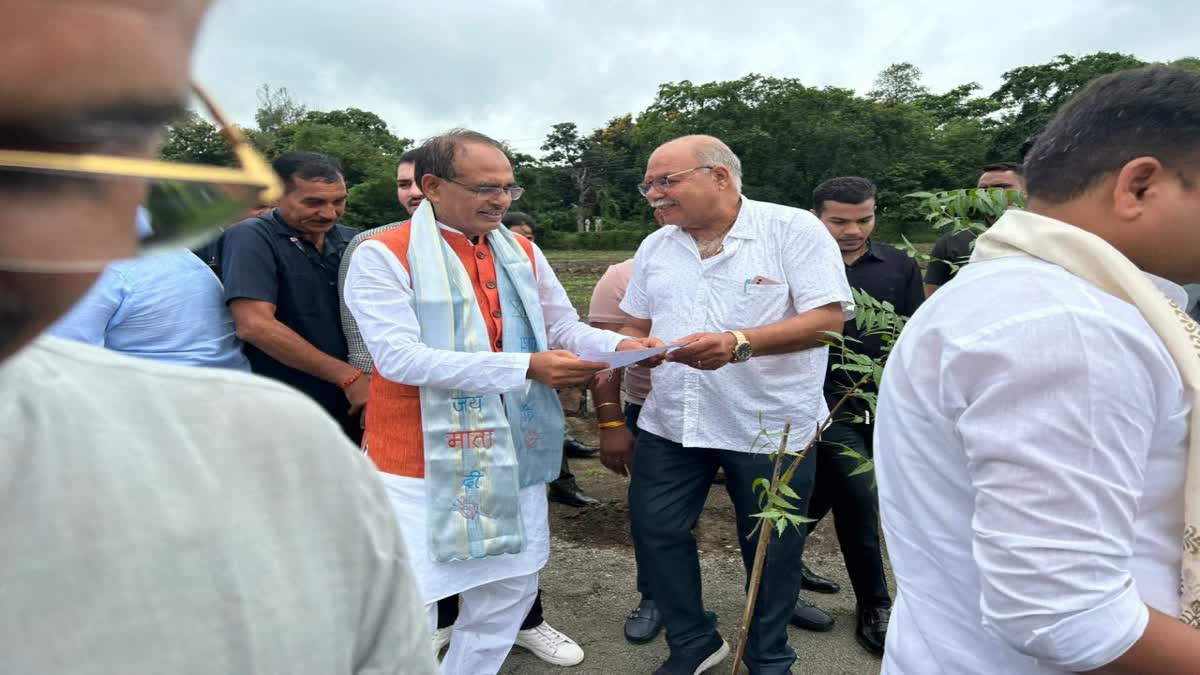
650, 199, 677, 209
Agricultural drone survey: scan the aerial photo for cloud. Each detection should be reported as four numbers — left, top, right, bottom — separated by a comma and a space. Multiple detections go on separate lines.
193, 0, 1199, 155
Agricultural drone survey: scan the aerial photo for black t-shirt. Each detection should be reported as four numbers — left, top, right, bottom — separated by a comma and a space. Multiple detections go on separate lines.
924, 229, 978, 287
220, 209, 355, 426
825, 241, 924, 422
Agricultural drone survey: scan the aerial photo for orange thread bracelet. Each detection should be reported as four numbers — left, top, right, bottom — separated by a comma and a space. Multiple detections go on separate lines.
597, 420, 626, 430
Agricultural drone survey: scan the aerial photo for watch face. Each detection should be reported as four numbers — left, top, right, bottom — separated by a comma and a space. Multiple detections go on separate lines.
734, 342, 753, 361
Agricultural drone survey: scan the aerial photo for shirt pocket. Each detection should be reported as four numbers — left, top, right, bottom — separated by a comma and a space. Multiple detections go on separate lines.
707, 276, 792, 330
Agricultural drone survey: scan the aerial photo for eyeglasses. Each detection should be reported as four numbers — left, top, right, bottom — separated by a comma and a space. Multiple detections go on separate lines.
637, 165, 713, 196
442, 177, 525, 201
0, 82, 282, 272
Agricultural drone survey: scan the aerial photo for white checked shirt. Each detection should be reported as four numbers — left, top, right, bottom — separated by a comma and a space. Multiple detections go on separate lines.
621, 197, 853, 453
875, 256, 1188, 674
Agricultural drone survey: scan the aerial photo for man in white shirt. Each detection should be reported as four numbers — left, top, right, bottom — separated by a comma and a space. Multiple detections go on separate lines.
618, 135, 853, 675
0, 2, 436, 674
875, 65, 1200, 673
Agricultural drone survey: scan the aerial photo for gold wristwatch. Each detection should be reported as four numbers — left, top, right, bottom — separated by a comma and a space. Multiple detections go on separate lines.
728, 330, 753, 362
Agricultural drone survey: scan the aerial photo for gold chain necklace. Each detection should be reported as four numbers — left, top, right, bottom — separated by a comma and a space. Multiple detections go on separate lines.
694, 225, 733, 260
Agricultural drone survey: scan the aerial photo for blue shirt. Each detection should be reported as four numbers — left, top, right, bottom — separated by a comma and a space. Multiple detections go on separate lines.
49, 251, 250, 371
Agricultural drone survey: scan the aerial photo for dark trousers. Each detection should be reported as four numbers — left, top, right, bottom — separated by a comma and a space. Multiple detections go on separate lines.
630, 431, 815, 674
549, 456, 573, 486
625, 404, 651, 600
805, 420, 891, 609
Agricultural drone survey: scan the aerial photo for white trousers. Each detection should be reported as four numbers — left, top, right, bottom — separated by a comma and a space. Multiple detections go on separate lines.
427, 571, 539, 675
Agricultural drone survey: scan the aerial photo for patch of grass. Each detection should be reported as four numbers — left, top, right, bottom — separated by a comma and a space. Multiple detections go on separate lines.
544, 249, 633, 265
546, 250, 633, 320
559, 273, 603, 319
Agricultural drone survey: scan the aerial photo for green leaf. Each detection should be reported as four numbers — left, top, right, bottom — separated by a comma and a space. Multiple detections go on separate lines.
752, 477, 770, 495
849, 460, 875, 477
777, 483, 801, 500
768, 493, 799, 511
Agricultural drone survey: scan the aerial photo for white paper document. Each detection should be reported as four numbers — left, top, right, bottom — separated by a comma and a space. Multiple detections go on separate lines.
576, 344, 685, 370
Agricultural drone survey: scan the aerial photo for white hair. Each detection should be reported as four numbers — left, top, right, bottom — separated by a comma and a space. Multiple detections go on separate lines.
692, 137, 743, 192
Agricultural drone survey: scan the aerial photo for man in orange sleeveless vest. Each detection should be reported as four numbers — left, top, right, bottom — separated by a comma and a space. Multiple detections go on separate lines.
345, 129, 663, 674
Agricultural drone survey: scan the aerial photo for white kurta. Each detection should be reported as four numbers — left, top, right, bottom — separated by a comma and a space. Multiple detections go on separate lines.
345, 224, 623, 597
876, 255, 1188, 674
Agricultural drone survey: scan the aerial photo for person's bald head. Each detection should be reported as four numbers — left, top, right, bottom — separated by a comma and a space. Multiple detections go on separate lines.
0, 0, 211, 361
643, 135, 743, 232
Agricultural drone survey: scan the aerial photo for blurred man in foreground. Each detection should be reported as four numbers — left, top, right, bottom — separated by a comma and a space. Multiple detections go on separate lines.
0, 2, 435, 673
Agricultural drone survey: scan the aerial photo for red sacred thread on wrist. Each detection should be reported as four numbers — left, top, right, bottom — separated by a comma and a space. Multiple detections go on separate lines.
339, 370, 364, 389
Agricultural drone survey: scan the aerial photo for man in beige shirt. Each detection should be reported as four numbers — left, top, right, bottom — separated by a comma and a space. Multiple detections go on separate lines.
588, 258, 659, 643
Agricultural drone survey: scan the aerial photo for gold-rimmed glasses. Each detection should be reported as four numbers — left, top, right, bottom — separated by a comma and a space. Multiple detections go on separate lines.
0, 83, 282, 272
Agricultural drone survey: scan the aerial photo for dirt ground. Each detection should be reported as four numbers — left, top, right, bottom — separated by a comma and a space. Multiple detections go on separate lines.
496, 401, 891, 675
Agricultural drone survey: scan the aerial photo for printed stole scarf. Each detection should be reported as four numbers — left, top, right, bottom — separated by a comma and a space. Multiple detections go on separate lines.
972, 209, 1200, 627
408, 200, 565, 562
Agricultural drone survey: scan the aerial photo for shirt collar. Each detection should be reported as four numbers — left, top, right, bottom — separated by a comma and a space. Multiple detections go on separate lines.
726, 196, 757, 240
666, 195, 757, 246
436, 221, 496, 245
267, 209, 346, 247
852, 240, 886, 265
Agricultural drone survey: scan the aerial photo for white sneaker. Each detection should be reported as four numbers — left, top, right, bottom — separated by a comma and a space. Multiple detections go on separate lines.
431, 626, 452, 656
514, 622, 585, 666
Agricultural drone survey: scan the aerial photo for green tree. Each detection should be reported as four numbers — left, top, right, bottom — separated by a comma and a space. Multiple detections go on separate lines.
272, 111, 412, 229
1170, 56, 1200, 71
915, 83, 1000, 126
248, 84, 308, 155
868, 63, 928, 106
540, 122, 622, 232
989, 52, 1146, 160
158, 110, 236, 167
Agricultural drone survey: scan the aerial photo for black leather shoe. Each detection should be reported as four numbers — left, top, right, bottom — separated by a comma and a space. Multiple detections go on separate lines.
855, 605, 889, 656
548, 478, 600, 507
789, 597, 834, 632
624, 597, 663, 644
563, 435, 599, 459
800, 562, 841, 594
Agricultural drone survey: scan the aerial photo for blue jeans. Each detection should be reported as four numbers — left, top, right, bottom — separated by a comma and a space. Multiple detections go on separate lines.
629, 430, 815, 674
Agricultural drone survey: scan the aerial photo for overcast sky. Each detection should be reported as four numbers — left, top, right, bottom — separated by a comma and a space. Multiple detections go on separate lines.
194, 0, 1198, 156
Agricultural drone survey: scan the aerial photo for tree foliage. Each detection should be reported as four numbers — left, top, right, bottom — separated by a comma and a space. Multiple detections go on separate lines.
158, 51, 1187, 243
868, 62, 928, 106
